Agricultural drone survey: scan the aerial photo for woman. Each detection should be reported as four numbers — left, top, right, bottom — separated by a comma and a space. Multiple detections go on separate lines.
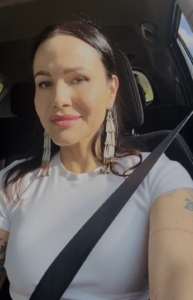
0, 21, 193, 300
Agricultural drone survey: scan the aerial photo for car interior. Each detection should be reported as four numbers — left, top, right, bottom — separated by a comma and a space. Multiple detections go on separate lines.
0, 0, 193, 298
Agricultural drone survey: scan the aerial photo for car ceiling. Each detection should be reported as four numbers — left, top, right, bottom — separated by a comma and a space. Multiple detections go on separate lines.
0, 0, 177, 105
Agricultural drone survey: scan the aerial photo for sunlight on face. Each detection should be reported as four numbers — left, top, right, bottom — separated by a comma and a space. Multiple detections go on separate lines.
33, 35, 118, 147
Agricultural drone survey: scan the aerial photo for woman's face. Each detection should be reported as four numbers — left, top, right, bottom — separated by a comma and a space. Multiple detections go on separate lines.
33, 34, 119, 147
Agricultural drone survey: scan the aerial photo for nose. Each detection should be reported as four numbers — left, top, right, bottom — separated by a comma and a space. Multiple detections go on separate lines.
52, 80, 71, 108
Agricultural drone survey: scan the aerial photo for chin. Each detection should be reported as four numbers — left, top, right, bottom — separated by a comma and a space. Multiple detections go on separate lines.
51, 137, 77, 147
48, 126, 96, 148
50, 132, 82, 147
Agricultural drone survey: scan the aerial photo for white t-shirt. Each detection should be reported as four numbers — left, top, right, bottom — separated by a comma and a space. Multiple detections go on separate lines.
0, 152, 193, 300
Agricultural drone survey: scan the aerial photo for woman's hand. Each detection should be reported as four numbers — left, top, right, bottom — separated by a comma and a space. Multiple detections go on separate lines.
0, 229, 9, 291
149, 188, 193, 300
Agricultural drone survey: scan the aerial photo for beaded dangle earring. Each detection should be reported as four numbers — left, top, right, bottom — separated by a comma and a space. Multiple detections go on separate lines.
100, 110, 115, 174
38, 131, 51, 177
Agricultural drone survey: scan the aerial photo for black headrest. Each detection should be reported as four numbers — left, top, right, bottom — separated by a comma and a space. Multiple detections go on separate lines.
11, 82, 36, 115
114, 50, 144, 126
10, 51, 144, 127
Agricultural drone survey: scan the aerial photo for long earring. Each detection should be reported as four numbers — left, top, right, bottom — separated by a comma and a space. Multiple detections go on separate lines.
100, 110, 115, 174
37, 131, 51, 177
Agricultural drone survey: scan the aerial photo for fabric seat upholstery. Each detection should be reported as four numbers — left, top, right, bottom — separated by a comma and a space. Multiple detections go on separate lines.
135, 101, 192, 151
129, 130, 193, 179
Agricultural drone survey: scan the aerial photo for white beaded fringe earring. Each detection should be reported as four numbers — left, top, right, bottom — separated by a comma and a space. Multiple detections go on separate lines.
37, 131, 51, 177
100, 110, 115, 174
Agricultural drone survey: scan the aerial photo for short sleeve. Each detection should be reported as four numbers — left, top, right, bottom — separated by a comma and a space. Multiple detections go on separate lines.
0, 160, 21, 232
143, 153, 193, 204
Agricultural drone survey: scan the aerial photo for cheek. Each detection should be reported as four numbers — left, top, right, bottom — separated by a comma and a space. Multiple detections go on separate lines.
34, 92, 46, 113
81, 93, 107, 129
80, 83, 109, 116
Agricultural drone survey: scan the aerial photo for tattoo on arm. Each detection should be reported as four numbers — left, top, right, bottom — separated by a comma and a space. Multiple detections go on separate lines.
186, 189, 193, 199
184, 198, 193, 211
0, 241, 7, 256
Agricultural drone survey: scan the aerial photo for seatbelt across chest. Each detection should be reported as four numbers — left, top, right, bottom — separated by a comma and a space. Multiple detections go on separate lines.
30, 111, 193, 300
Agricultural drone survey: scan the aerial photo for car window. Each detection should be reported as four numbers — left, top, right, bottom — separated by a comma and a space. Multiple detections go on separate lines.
177, 13, 193, 78
0, 83, 3, 94
133, 71, 154, 102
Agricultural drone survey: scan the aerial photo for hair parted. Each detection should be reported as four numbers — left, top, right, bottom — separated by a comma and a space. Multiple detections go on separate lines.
3, 20, 142, 201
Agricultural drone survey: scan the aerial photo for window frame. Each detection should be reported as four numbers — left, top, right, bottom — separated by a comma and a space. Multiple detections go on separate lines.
169, 3, 193, 105
177, 30, 193, 65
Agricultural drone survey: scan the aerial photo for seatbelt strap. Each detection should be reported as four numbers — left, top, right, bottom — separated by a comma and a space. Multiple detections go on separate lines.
30, 111, 193, 300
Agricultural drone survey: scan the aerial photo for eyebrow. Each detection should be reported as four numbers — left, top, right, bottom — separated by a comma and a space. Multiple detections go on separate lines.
34, 71, 51, 78
34, 67, 91, 78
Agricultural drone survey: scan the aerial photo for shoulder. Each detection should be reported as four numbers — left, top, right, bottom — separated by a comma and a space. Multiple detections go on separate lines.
141, 151, 191, 175
141, 151, 169, 162
118, 152, 171, 173
119, 152, 193, 204
141, 152, 193, 203
120, 151, 189, 178
142, 152, 191, 177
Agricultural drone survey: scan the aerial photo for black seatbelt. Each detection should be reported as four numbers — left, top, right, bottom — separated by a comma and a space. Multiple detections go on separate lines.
30, 111, 193, 300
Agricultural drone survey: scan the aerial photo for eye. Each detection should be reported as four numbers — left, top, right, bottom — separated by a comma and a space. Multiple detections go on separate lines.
72, 77, 88, 85
37, 81, 53, 89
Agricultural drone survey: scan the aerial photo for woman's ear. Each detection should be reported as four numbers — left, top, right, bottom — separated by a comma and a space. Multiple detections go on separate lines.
106, 75, 119, 110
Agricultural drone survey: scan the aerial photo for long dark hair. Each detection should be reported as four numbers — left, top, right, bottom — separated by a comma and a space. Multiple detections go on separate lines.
3, 20, 142, 200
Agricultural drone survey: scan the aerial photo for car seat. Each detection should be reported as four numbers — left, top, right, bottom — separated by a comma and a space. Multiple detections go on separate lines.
134, 90, 193, 152
114, 49, 193, 179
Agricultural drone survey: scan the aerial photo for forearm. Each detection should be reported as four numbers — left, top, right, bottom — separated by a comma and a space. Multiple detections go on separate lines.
150, 265, 193, 300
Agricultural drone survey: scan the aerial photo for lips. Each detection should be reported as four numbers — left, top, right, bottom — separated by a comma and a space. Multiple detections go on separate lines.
50, 114, 81, 127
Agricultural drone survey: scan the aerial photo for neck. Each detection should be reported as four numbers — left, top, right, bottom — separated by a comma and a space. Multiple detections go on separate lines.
60, 141, 102, 174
